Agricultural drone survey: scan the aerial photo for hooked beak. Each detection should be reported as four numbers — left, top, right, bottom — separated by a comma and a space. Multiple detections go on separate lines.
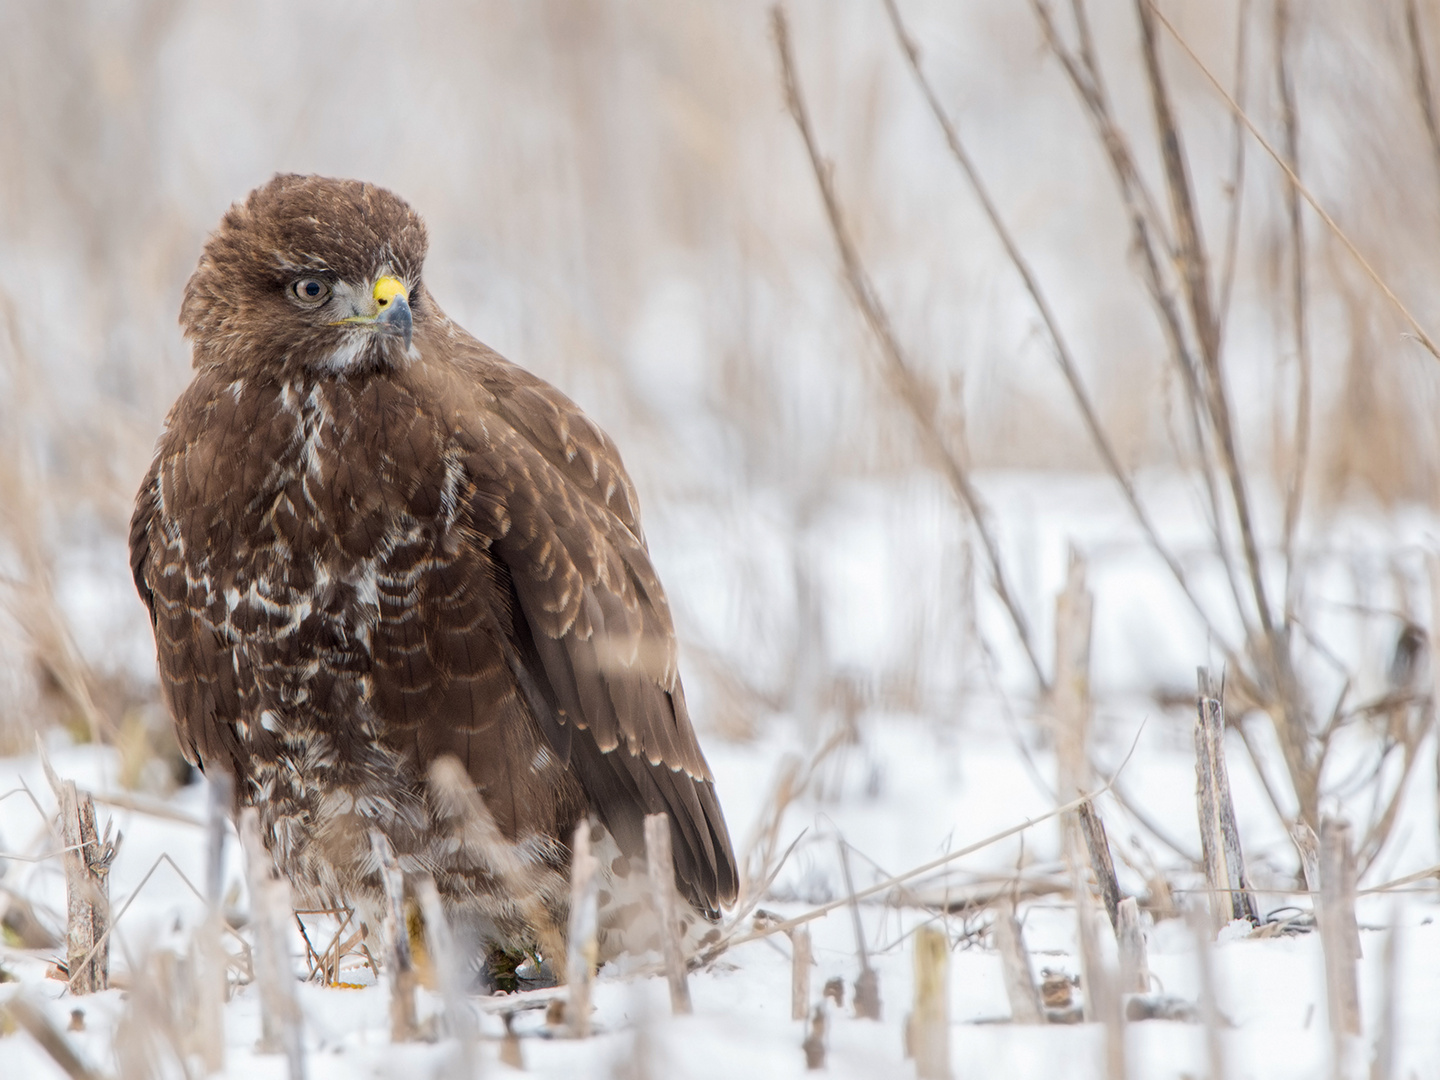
373, 276, 413, 350
332, 275, 413, 350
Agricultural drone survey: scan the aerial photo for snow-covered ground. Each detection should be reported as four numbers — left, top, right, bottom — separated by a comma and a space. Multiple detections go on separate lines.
3, 472, 1438, 1078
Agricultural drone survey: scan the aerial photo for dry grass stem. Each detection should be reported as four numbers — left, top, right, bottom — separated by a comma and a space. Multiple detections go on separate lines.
836, 836, 881, 1020
43, 764, 113, 995
1215, 0, 1251, 328
428, 756, 564, 966
113, 924, 227, 1080
369, 830, 419, 1042
415, 875, 479, 1071
566, 820, 599, 1038
1115, 896, 1149, 994
1194, 670, 1258, 928
205, 772, 232, 908
1069, 840, 1125, 1078
1318, 818, 1361, 1042
1031, 0, 1257, 670
1291, 821, 1320, 893
1135, 1, 1288, 751
712, 741, 1138, 957
1077, 801, 1121, 933
992, 898, 1044, 1023
773, 3, 1048, 692
1142, 0, 1440, 362
644, 813, 692, 1015
1053, 550, 1093, 804
881, 0, 1245, 668
1405, 0, 1440, 182
239, 809, 306, 1078
1272, 0, 1312, 620
790, 925, 813, 1022
906, 925, 951, 1079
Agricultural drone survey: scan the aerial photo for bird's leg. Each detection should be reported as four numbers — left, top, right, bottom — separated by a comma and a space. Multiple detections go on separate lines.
484, 945, 526, 994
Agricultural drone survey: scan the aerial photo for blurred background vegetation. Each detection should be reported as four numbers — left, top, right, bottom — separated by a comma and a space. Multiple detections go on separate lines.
3, 0, 1440, 787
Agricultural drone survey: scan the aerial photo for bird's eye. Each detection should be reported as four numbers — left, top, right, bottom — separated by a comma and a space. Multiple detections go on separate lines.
291, 278, 330, 304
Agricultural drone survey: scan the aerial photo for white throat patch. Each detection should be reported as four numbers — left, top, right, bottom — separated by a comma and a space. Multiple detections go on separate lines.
316, 334, 371, 374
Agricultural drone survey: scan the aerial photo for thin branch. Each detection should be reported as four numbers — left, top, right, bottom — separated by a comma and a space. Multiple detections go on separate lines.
1144, 0, 1440, 361
1136, 0, 1277, 646
772, 3, 1048, 691
707, 723, 1144, 957
1405, 0, 1440, 186
1273, 0, 1312, 624
1215, 0, 1251, 330
881, 0, 1252, 690
1032, 0, 1253, 637
1136, 0, 1319, 827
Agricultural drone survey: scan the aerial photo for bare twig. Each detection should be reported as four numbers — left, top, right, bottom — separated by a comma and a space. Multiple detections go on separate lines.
1356, 710, 1431, 874
772, 3, 1048, 691
710, 732, 1142, 956
1406, 0, 1440, 183
1031, 0, 1254, 648
1143, 0, 1440, 361
88, 790, 205, 827
1136, 0, 1282, 690
881, 0, 1246, 669
1215, 0, 1252, 329
1106, 770, 1201, 865
1273, 0, 1312, 623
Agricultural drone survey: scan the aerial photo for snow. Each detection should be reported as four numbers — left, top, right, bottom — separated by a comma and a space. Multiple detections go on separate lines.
4, 472, 1439, 1078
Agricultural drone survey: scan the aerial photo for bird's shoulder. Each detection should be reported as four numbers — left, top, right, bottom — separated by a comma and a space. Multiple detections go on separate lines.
408, 319, 644, 540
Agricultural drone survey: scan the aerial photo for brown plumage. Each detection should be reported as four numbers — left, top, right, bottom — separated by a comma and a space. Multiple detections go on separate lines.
129, 174, 737, 960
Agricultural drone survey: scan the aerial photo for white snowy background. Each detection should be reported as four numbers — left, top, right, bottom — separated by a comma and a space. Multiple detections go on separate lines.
5, 1, 1440, 1077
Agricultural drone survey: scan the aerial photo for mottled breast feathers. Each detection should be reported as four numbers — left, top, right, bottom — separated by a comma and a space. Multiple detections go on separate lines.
129, 174, 737, 930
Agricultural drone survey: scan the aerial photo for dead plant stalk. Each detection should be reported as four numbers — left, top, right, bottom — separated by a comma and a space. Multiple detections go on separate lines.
771, 3, 1047, 693
1142, 0, 1440, 362
881, 0, 1256, 700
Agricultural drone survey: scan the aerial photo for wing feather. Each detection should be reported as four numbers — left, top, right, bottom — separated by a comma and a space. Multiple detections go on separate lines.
446, 343, 738, 914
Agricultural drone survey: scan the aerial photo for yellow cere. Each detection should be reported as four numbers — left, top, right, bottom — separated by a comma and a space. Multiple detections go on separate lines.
373, 276, 408, 308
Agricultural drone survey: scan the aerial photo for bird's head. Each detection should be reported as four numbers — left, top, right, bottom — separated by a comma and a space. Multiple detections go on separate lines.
180, 174, 430, 375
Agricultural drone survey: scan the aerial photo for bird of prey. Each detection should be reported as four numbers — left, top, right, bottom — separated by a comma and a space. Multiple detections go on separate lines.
129, 174, 738, 973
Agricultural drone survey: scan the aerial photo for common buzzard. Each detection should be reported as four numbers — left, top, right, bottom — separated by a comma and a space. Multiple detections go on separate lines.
129, 174, 737, 970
